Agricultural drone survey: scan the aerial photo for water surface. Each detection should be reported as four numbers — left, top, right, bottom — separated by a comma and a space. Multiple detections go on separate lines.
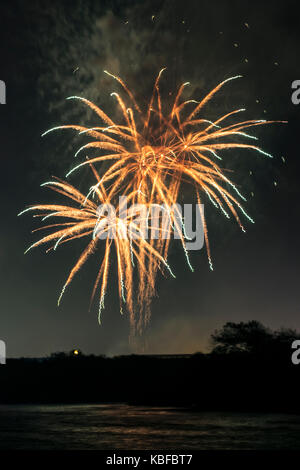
0, 404, 299, 449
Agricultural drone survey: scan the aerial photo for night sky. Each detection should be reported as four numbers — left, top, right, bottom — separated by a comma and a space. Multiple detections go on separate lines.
0, 0, 299, 357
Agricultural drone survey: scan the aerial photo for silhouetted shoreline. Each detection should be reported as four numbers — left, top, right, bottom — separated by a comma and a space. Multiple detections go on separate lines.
1, 321, 298, 412
0, 350, 299, 412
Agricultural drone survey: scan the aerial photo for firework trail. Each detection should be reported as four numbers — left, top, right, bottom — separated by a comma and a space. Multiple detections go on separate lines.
21, 70, 285, 333
19, 163, 175, 334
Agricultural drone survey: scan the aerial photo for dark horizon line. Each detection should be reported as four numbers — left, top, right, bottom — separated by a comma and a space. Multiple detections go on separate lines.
5, 352, 201, 361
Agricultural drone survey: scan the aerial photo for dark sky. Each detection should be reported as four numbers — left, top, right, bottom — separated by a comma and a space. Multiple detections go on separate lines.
0, 0, 299, 357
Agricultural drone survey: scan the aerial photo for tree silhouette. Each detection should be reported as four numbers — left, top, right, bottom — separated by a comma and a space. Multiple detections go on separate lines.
211, 320, 273, 354
211, 321, 300, 357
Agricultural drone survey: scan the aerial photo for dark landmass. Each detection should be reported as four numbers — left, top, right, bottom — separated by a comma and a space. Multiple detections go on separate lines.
1, 321, 300, 412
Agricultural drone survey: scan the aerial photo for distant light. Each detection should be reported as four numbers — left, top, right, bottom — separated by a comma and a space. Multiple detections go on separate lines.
73, 349, 79, 356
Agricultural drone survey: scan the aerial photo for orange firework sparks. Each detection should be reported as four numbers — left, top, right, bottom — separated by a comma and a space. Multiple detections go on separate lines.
19, 164, 175, 335
21, 69, 286, 333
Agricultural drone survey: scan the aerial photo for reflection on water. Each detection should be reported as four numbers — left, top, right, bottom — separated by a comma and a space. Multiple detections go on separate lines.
0, 403, 300, 449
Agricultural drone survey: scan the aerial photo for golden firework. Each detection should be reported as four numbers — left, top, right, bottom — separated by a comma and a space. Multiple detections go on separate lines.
21, 69, 285, 333
19, 164, 175, 334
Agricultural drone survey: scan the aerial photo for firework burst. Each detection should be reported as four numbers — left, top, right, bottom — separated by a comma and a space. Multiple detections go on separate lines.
19, 163, 175, 334
21, 69, 285, 333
